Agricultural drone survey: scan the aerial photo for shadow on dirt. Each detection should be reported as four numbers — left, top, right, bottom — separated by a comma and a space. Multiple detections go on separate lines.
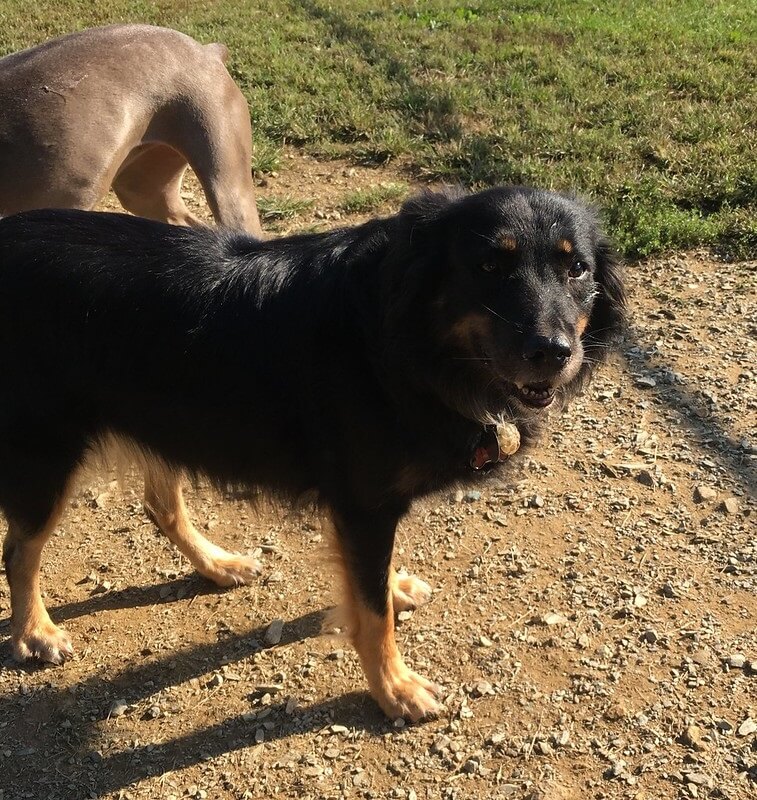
1, 602, 389, 799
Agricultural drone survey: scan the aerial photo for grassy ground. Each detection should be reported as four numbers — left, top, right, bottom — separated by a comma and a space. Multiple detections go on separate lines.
0, 0, 754, 257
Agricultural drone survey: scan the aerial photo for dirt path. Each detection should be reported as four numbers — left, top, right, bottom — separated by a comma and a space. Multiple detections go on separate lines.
1, 157, 754, 800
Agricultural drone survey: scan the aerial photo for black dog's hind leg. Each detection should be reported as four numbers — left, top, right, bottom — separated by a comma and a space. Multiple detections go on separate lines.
143, 460, 261, 587
1, 450, 80, 663
326, 505, 443, 721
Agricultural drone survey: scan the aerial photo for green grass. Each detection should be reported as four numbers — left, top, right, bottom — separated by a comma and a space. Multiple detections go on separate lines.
256, 195, 313, 222
338, 182, 409, 215
1, 1, 754, 257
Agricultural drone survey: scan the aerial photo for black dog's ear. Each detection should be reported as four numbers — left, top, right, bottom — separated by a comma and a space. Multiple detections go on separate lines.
587, 236, 626, 351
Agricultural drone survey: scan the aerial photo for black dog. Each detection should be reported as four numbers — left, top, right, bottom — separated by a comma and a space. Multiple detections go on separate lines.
0, 187, 624, 720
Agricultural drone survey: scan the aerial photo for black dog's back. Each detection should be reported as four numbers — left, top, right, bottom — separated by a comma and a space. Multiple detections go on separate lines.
0, 211, 365, 513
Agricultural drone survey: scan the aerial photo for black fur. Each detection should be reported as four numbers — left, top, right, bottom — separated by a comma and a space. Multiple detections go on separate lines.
0, 186, 624, 616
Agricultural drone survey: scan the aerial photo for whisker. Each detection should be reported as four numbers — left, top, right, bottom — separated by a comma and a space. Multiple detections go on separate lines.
481, 304, 523, 332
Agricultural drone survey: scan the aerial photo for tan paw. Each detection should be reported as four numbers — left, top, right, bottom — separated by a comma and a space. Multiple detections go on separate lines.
13, 620, 74, 664
371, 665, 444, 722
199, 552, 262, 588
392, 573, 432, 612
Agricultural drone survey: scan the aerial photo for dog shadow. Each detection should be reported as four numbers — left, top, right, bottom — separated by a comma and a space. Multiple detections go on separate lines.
0, 587, 396, 799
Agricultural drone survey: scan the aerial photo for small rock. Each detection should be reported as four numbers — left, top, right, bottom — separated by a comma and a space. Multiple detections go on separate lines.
472, 680, 495, 697
640, 629, 658, 644
727, 654, 746, 669
737, 717, 756, 736
543, 612, 568, 626
554, 729, 570, 747
636, 470, 656, 487
719, 497, 740, 515
694, 485, 717, 502
635, 376, 656, 388
464, 490, 481, 502
397, 610, 413, 622
264, 618, 284, 646
686, 772, 713, 788
610, 758, 627, 777
682, 725, 707, 751
536, 741, 553, 755
528, 494, 545, 508
206, 674, 223, 689
109, 700, 128, 718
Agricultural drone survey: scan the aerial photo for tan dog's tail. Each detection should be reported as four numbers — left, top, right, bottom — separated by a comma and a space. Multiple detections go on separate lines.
205, 42, 229, 63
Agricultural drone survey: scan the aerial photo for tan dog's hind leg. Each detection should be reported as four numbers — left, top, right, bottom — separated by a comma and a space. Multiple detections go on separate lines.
4, 506, 73, 663
175, 83, 264, 237
327, 511, 443, 721
113, 144, 205, 227
143, 462, 260, 587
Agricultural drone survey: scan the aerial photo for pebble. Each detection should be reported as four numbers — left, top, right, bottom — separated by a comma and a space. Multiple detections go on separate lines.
737, 718, 756, 736
635, 376, 657, 388
686, 772, 713, 788
109, 700, 128, 718
543, 612, 568, 626
719, 498, 740, 515
264, 618, 284, 646
694, 485, 717, 502
464, 490, 481, 502
682, 725, 707, 751
636, 470, 656, 487
727, 654, 746, 669
206, 674, 223, 689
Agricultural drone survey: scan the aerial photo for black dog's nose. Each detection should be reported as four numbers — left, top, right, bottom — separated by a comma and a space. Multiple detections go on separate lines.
522, 334, 572, 367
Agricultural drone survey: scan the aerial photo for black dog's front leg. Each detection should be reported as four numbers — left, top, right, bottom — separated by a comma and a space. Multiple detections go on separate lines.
326, 504, 442, 721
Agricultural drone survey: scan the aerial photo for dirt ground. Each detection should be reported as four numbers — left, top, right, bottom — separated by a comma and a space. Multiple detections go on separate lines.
0, 155, 755, 800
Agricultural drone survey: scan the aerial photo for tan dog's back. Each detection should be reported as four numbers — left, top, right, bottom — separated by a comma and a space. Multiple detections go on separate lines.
0, 24, 262, 234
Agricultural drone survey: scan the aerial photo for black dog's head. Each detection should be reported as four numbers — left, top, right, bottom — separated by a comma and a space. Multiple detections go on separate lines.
384, 186, 625, 424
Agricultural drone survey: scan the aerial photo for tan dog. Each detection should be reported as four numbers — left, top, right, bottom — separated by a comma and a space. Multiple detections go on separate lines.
0, 24, 265, 621
0, 24, 263, 235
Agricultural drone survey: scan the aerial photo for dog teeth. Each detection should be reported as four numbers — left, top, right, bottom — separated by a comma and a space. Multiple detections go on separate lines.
521, 387, 552, 398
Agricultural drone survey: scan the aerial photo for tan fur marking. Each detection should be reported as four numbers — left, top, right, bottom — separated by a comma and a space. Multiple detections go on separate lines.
143, 456, 260, 587
447, 312, 490, 345
323, 513, 442, 721
558, 238, 574, 254
6, 492, 74, 663
500, 234, 518, 251
576, 314, 589, 337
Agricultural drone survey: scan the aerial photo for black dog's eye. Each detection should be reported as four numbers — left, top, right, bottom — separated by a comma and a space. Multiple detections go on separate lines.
568, 261, 588, 279
480, 262, 497, 273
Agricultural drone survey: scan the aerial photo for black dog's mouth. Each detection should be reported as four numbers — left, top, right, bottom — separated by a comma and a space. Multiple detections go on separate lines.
514, 381, 555, 409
